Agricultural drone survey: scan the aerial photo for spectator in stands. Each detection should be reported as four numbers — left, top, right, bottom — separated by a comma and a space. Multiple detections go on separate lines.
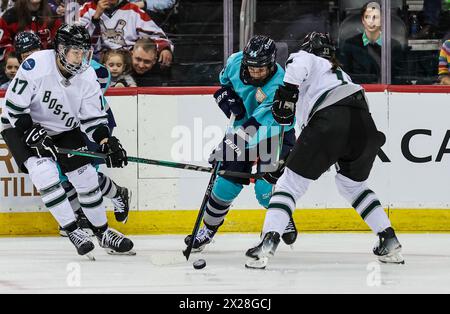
0, 0, 62, 62
412, 0, 442, 39
131, 0, 176, 12
131, 37, 171, 86
78, 0, 174, 64
438, 39, 450, 85
102, 49, 137, 87
0, 52, 19, 89
48, 0, 65, 17
339, 1, 404, 84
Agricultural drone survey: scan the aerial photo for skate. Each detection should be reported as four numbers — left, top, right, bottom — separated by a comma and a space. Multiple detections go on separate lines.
282, 217, 298, 247
59, 210, 94, 237
373, 227, 405, 264
245, 231, 281, 269
96, 228, 136, 256
184, 225, 217, 253
112, 186, 131, 224
67, 227, 96, 261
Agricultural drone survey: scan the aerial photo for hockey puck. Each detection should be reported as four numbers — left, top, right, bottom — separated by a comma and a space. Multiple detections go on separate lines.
193, 259, 206, 269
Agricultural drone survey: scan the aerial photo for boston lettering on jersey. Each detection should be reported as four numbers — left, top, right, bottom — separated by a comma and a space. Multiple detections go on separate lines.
42, 91, 79, 129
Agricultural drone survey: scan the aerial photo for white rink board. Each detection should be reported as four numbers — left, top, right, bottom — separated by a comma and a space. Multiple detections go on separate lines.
2, 91, 450, 212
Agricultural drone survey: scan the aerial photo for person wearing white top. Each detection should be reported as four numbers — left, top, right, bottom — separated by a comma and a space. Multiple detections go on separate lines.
246, 32, 404, 269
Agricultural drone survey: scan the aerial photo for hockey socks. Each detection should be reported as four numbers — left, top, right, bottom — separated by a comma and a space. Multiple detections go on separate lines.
352, 189, 391, 234
99, 172, 119, 199
203, 192, 233, 229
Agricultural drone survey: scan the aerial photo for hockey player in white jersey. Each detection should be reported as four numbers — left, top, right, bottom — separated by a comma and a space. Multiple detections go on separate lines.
246, 32, 404, 269
0, 24, 134, 258
12, 31, 132, 236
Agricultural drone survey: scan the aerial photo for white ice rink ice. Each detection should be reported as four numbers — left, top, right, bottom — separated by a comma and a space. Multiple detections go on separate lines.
0, 233, 449, 294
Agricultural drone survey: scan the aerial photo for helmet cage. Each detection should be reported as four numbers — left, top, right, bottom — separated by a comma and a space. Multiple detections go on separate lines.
240, 36, 278, 87
57, 45, 93, 76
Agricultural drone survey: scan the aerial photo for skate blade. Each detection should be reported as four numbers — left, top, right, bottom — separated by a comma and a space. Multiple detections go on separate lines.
105, 249, 136, 256
85, 252, 96, 261
245, 257, 268, 269
378, 253, 405, 265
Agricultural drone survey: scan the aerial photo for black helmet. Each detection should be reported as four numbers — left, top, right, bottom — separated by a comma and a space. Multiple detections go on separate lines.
299, 32, 336, 60
14, 31, 41, 57
240, 35, 277, 87
54, 24, 92, 75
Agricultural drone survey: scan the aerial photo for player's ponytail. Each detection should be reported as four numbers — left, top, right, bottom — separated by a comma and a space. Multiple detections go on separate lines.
329, 55, 342, 73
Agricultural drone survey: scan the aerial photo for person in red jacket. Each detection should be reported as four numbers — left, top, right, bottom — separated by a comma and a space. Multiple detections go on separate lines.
0, 0, 62, 62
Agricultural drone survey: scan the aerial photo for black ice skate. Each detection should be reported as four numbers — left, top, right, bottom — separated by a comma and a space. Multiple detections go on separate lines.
112, 186, 131, 224
184, 225, 217, 253
60, 210, 93, 237
245, 231, 281, 269
67, 227, 95, 260
373, 227, 405, 264
282, 217, 298, 247
96, 228, 135, 256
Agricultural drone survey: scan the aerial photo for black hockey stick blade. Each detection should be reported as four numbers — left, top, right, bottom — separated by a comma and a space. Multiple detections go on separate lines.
182, 161, 221, 261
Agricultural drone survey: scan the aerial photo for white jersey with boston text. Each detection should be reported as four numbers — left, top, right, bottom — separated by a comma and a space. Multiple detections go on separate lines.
284, 50, 363, 128
3, 50, 108, 142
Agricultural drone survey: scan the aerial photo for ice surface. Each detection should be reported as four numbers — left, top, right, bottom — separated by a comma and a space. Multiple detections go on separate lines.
0, 233, 449, 294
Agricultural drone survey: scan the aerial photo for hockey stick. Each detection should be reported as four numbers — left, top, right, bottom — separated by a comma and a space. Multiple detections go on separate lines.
56, 147, 270, 180
57, 148, 214, 174
182, 114, 236, 261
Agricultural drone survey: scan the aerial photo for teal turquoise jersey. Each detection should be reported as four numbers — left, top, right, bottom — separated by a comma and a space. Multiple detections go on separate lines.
219, 52, 295, 147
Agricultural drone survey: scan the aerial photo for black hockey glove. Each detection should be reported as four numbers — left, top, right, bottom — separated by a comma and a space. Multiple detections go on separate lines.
23, 124, 58, 160
214, 86, 246, 120
272, 83, 299, 126
262, 160, 286, 185
100, 136, 128, 168
208, 117, 261, 165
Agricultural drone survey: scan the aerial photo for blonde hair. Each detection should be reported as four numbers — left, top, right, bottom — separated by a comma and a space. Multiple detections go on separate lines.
101, 49, 133, 74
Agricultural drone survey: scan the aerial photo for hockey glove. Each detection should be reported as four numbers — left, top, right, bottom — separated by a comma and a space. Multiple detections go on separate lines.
214, 86, 246, 120
272, 83, 299, 126
262, 160, 287, 185
208, 132, 247, 166
24, 124, 58, 160
208, 117, 261, 165
100, 136, 128, 168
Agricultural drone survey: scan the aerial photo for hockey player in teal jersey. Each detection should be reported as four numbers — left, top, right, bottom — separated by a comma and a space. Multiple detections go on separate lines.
185, 35, 298, 252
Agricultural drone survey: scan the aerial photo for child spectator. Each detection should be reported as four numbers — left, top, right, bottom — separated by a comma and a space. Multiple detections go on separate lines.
0, 52, 19, 89
438, 39, 450, 85
102, 49, 137, 87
